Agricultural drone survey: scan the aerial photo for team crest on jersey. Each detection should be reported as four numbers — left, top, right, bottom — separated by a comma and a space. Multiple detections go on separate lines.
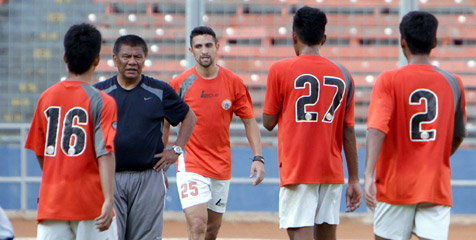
221, 99, 232, 110
112, 122, 117, 129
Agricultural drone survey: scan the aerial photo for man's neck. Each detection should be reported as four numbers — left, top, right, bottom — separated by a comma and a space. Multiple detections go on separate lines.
66, 71, 94, 85
299, 46, 321, 56
195, 64, 219, 79
117, 75, 141, 90
407, 54, 432, 65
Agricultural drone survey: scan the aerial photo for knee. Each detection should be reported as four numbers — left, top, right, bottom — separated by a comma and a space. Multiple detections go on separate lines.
189, 217, 207, 234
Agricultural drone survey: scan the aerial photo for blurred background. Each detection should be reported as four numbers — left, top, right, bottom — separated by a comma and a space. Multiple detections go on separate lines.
0, 0, 475, 215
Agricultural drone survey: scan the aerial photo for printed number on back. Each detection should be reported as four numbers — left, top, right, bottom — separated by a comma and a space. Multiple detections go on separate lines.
295, 74, 346, 123
44, 106, 88, 156
409, 89, 438, 141
181, 181, 198, 198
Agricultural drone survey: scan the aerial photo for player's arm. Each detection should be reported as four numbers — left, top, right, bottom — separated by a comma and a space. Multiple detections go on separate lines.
95, 152, 115, 232
241, 117, 265, 186
154, 109, 196, 171
262, 113, 278, 131
363, 128, 386, 211
163, 120, 171, 147
36, 156, 44, 170
343, 125, 362, 212
451, 136, 464, 155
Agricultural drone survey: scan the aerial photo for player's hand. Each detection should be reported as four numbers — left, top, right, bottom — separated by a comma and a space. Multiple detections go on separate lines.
95, 199, 114, 232
364, 176, 377, 211
345, 181, 362, 212
153, 149, 178, 171
250, 161, 265, 186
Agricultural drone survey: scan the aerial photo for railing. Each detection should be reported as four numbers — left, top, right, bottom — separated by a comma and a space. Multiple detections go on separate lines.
1, 123, 475, 211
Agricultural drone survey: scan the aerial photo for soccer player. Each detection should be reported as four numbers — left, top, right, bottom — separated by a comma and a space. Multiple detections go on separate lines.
25, 23, 118, 239
364, 11, 467, 240
94, 34, 196, 240
263, 6, 362, 240
165, 26, 265, 240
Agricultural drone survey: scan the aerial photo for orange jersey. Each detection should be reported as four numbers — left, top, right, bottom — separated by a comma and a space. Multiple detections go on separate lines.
25, 80, 117, 221
263, 55, 356, 186
367, 65, 467, 206
170, 67, 254, 180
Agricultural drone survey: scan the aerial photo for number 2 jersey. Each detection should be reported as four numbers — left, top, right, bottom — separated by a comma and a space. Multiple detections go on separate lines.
367, 65, 466, 206
263, 55, 356, 186
25, 80, 117, 221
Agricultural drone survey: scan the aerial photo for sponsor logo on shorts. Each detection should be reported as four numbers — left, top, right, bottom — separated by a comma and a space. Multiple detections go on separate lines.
215, 198, 226, 207
221, 99, 232, 110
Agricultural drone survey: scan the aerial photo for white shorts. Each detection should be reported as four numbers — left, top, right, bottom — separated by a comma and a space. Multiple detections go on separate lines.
176, 171, 230, 213
279, 184, 343, 229
37, 217, 118, 240
374, 201, 450, 240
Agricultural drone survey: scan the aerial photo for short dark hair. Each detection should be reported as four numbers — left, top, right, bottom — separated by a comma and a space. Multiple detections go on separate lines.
63, 23, 102, 75
293, 6, 327, 46
113, 34, 148, 57
399, 11, 438, 54
190, 26, 217, 47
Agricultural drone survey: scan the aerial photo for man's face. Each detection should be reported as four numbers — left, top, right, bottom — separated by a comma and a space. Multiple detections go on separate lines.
189, 34, 219, 68
113, 45, 146, 81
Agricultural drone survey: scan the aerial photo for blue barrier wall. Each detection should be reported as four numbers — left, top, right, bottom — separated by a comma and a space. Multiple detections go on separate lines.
1, 146, 475, 214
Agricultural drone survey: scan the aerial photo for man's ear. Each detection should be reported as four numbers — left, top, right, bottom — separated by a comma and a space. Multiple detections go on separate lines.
292, 31, 298, 45
63, 53, 68, 64
400, 37, 406, 50
321, 34, 327, 46
93, 55, 100, 67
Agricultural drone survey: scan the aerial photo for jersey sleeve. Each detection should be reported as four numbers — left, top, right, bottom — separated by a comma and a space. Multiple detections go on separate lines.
163, 83, 190, 126
232, 77, 254, 119
367, 71, 395, 133
24, 98, 46, 156
263, 62, 282, 115
98, 94, 117, 156
453, 74, 467, 138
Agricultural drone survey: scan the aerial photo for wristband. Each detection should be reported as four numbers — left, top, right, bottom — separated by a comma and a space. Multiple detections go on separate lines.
251, 155, 265, 164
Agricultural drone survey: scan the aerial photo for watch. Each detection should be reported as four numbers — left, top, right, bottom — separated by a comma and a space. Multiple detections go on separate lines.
172, 145, 183, 155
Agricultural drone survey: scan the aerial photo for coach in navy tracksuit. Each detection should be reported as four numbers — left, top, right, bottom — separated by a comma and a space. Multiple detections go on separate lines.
95, 35, 196, 240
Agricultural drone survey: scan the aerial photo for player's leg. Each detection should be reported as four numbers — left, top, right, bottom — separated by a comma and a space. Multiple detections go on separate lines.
126, 169, 166, 239
314, 184, 342, 240
205, 178, 230, 240
205, 209, 223, 240
413, 203, 450, 240
73, 218, 118, 240
184, 203, 209, 240
177, 172, 213, 240
113, 171, 129, 240
279, 184, 320, 240
374, 202, 416, 240
314, 223, 336, 240
36, 220, 74, 240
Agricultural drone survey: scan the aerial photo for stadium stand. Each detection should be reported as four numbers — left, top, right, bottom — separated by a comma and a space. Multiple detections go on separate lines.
1, 0, 475, 129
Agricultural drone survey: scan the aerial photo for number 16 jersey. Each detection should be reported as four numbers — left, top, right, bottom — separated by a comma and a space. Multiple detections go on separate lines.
25, 80, 117, 221
263, 55, 355, 186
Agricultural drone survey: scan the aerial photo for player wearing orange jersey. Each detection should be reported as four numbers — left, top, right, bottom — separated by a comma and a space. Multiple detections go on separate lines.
25, 23, 118, 240
165, 26, 265, 240
263, 6, 362, 240
364, 11, 467, 240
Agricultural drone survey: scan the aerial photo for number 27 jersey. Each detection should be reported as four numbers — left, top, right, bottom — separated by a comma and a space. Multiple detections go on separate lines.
263, 55, 355, 186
